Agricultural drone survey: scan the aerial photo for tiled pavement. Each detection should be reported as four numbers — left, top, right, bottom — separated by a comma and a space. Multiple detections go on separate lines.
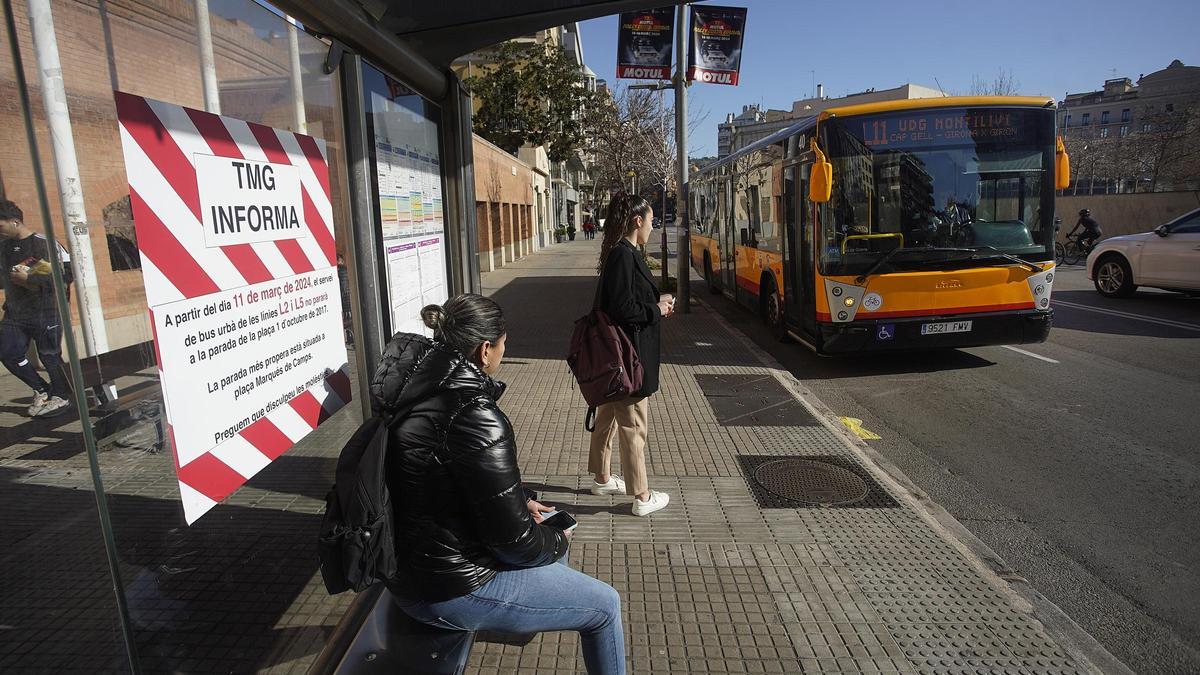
0, 232, 1114, 673
472, 236, 1110, 674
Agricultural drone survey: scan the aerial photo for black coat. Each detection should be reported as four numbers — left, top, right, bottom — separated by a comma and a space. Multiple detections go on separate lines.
597, 239, 662, 398
372, 333, 568, 602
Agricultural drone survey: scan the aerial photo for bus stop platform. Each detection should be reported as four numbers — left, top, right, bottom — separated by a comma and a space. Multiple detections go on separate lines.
469, 235, 1122, 674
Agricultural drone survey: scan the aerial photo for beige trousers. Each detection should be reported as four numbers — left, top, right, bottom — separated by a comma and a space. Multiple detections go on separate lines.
588, 397, 650, 496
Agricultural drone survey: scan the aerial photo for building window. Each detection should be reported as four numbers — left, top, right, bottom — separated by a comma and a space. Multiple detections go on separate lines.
1101, 111, 1110, 124
1121, 108, 1131, 122
1081, 113, 1090, 125
1100, 127, 1109, 138
1119, 125, 1129, 137
1143, 123, 1153, 132
1063, 114, 1071, 127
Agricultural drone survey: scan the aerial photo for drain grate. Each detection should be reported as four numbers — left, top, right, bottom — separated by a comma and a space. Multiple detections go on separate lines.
695, 374, 819, 427
737, 455, 900, 509
753, 459, 869, 506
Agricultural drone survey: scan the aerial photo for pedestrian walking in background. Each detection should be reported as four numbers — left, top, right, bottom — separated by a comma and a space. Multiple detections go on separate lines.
378, 294, 626, 674
589, 193, 674, 516
0, 200, 72, 418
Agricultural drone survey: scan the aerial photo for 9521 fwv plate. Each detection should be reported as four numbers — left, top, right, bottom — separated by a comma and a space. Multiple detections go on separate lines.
920, 320, 973, 335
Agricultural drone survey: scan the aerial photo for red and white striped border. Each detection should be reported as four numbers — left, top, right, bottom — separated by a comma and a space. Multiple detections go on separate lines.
116, 92, 350, 524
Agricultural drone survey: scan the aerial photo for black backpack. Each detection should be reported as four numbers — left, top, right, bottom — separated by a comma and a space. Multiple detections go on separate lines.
318, 414, 397, 594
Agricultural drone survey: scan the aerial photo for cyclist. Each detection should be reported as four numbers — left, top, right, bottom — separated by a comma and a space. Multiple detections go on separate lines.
1069, 209, 1102, 252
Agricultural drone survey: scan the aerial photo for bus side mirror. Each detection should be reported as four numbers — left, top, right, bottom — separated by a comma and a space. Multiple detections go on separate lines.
1055, 136, 1070, 190
809, 159, 832, 203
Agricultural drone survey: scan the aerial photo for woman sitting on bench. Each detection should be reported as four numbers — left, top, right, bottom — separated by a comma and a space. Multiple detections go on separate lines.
374, 293, 625, 675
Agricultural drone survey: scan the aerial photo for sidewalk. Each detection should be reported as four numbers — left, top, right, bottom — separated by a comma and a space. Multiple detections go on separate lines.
473, 237, 1110, 674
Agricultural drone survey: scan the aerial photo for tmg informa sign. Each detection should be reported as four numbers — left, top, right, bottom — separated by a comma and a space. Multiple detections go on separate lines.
114, 92, 351, 524
687, 5, 748, 86
616, 7, 675, 80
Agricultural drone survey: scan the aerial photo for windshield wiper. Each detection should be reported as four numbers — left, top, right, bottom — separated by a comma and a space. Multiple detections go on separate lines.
855, 247, 974, 283
968, 246, 1041, 273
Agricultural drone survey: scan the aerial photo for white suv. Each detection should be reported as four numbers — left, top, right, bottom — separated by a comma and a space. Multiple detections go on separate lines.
1087, 207, 1200, 298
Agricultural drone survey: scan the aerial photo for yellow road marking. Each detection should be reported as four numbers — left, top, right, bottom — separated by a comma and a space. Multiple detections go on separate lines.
840, 417, 881, 440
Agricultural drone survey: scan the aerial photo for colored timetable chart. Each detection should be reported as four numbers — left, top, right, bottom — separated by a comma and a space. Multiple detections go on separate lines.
370, 87, 448, 337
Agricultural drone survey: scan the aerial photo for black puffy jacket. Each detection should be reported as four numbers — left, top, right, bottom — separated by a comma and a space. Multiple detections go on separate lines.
598, 239, 662, 397
372, 333, 568, 602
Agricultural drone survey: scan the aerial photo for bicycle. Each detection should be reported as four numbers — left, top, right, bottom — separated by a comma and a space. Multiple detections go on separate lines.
1055, 231, 1095, 266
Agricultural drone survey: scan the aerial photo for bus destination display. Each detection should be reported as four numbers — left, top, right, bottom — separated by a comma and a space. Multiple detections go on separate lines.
852, 110, 1040, 149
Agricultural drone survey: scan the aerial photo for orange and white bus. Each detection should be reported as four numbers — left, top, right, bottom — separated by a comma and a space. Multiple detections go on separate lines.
689, 96, 1070, 353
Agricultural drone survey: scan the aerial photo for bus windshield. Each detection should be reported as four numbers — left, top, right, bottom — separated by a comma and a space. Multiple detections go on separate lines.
818, 106, 1056, 277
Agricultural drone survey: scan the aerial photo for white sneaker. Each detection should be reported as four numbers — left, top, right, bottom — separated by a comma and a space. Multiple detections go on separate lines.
32, 396, 69, 418
632, 490, 669, 517
590, 475, 626, 495
27, 391, 49, 417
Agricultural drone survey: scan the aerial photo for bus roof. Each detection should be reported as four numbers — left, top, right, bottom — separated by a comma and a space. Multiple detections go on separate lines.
697, 96, 1055, 176
817, 95, 1055, 120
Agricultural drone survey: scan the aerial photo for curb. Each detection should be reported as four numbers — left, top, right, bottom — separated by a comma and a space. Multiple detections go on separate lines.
689, 289, 1132, 675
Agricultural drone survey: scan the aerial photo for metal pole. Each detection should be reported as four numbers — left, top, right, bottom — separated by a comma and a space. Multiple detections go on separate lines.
27, 0, 109, 356
660, 88, 668, 286
674, 3, 691, 313
194, 0, 220, 114
285, 15, 306, 133
5, 2, 138, 669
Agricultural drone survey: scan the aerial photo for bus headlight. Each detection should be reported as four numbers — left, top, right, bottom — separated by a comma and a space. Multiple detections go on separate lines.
1026, 267, 1054, 312
824, 280, 866, 323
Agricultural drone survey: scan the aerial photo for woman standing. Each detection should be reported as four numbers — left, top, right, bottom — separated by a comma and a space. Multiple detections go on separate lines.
588, 194, 674, 516
378, 294, 625, 674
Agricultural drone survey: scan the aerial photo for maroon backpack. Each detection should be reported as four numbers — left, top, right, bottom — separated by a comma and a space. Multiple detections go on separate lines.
567, 277, 643, 431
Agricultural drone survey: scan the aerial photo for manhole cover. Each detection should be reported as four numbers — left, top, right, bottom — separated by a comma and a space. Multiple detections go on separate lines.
752, 459, 869, 506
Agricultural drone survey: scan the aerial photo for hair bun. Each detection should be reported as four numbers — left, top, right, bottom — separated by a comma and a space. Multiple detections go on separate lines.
420, 304, 445, 332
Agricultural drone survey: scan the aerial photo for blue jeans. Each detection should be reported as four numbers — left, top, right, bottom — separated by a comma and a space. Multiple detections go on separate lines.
396, 554, 625, 675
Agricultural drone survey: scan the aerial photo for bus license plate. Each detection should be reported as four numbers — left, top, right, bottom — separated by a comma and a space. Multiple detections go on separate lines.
920, 320, 973, 336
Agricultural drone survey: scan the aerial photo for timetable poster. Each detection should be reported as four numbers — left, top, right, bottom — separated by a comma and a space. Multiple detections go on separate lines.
371, 89, 447, 336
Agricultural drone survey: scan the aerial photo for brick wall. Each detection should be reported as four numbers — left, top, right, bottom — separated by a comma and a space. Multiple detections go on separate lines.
472, 135, 537, 272
1, 0, 346, 350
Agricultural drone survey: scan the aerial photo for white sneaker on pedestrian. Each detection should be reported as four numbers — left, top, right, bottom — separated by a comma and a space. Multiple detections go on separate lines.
590, 475, 626, 495
32, 396, 69, 418
632, 490, 669, 517
27, 391, 49, 417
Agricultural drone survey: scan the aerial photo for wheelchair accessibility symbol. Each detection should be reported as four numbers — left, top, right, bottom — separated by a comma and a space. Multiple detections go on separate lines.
876, 324, 895, 341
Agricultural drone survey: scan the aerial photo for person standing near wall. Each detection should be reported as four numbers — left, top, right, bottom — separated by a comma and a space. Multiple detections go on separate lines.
588, 194, 673, 516
0, 200, 72, 417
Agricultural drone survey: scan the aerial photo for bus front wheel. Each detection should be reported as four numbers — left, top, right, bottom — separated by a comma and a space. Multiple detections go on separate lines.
762, 277, 789, 342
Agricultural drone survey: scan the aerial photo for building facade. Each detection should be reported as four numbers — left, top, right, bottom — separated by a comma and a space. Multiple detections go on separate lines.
1057, 59, 1200, 193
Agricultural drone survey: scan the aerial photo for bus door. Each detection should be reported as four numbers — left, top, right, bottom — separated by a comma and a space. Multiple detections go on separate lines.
783, 163, 817, 336
799, 163, 817, 335
720, 175, 737, 292
782, 165, 802, 332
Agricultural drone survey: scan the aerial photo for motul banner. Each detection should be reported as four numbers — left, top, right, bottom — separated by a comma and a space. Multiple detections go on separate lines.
616, 7, 674, 80
687, 5, 747, 86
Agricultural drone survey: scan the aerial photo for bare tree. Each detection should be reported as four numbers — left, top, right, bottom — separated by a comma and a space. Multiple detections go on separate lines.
584, 84, 710, 211
1129, 101, 1200, 191
969, 69, 1022, 96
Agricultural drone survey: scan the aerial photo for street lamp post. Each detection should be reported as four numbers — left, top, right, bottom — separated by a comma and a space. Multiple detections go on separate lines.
674, 3, 691, 313
628, 169, 636, 194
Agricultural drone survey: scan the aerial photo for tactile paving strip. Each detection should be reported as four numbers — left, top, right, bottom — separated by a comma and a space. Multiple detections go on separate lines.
738, 455, 901, 509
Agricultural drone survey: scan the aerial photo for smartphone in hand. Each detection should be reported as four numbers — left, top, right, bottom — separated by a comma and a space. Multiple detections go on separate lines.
539, 509, 578, 532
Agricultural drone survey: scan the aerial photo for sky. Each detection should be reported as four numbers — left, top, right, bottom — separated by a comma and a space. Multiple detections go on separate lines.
579, 0, 1200, 157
